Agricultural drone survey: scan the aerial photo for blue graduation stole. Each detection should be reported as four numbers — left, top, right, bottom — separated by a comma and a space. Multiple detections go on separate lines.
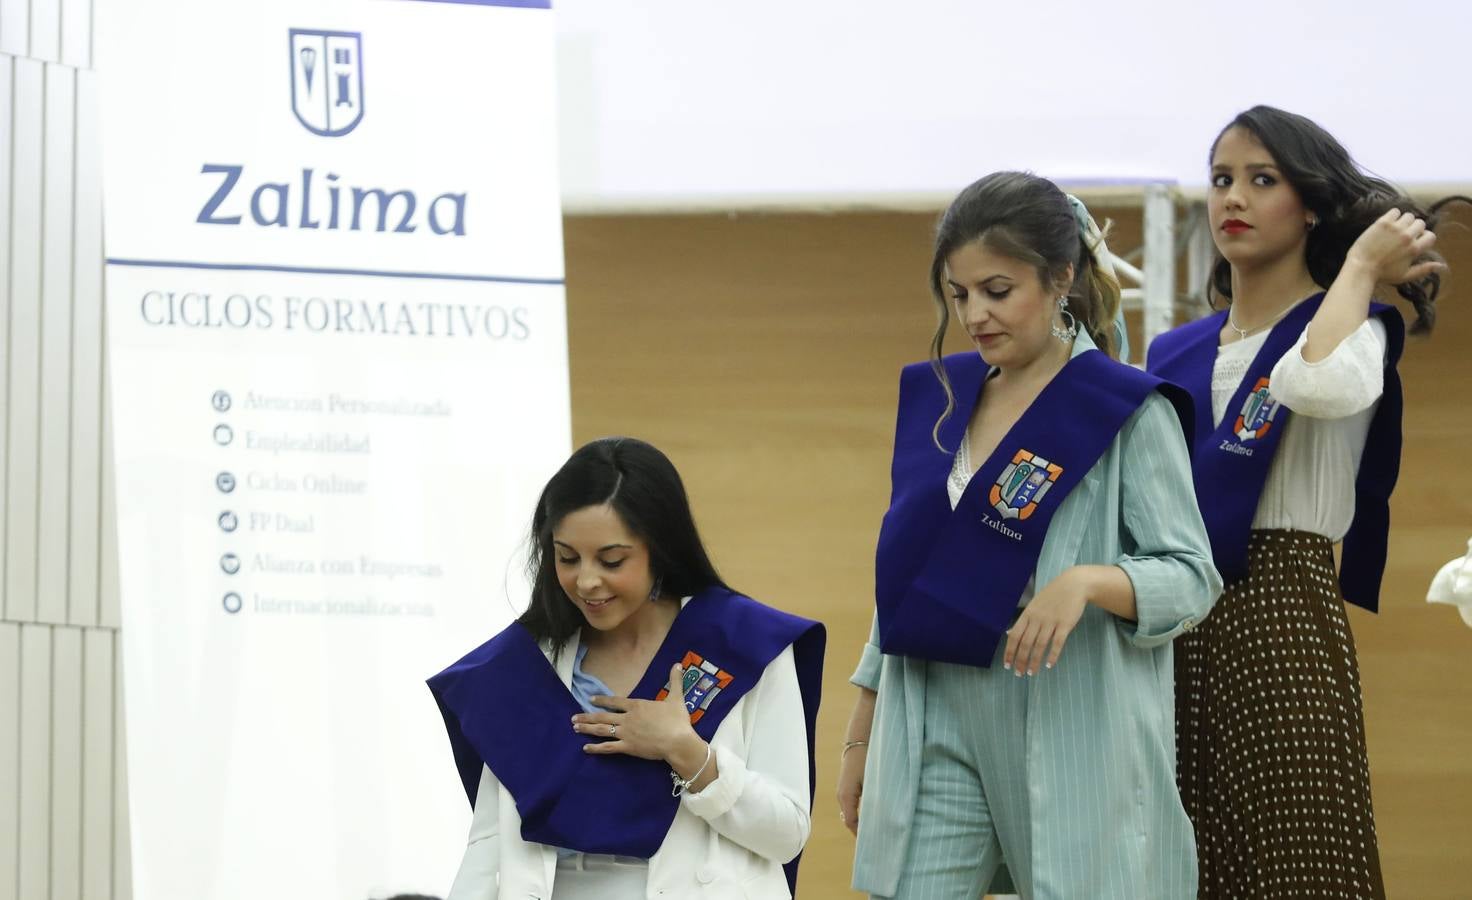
1146, 294, 1404, 612
874, 349, 1190, 668
426, 587, 825, 889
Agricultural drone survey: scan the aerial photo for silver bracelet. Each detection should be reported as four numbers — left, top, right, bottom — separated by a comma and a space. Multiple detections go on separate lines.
670, 742, 713, 797
842, 739, 869, 757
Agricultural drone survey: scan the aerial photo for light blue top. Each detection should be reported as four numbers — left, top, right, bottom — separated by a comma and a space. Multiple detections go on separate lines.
570, 640, 612, 713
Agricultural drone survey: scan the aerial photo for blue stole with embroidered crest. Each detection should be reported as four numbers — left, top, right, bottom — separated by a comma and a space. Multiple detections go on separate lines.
1146, 294, 1404, 612
427, 586, 825, 889
874, 349, 1190, 668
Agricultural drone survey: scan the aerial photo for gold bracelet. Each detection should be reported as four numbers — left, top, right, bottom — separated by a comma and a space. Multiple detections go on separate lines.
842, 740, 869, 756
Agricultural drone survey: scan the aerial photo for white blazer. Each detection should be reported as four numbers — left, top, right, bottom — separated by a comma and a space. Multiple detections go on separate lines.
445, 629, 812, 900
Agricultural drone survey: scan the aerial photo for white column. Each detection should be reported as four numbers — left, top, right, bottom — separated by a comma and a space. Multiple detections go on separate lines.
1142, 183, 1177, 349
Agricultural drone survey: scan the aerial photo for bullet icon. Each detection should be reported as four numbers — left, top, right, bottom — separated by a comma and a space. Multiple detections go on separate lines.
222, 592, 243, 614
212, 390, 232, 412
216, 471, 236, 493
218, 511, 238, 532
220, 553, 241, 575
214, 423, 234, 446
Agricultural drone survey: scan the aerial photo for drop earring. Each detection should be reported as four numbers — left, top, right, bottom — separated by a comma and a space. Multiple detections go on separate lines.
1051, 296, 1078, 343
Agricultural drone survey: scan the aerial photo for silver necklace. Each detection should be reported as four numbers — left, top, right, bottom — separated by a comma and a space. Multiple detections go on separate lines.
1227, 301, 1296, 343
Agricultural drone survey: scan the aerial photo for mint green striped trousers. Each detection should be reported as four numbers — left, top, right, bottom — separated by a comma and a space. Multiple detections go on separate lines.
873, 658, 1032, 900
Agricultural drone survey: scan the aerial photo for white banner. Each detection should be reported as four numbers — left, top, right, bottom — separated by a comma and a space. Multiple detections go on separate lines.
96, 1, 566, 897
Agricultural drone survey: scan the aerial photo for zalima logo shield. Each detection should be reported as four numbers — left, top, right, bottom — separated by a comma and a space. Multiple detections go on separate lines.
988, 449, 1063, 521
1234, 377, 1281, 441
290, 29, 365, 137
655, 651, 734, 725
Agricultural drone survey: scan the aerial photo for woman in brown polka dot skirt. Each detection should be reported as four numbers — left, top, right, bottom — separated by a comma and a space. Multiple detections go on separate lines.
1147, 105, 1460, 898
1176, 530, 1385, 898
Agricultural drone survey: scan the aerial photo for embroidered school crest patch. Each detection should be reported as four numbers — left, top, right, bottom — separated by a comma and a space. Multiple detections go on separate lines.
1234, 377, 1281, 441
988, 449, 1063, 521
655, 651, 734, 724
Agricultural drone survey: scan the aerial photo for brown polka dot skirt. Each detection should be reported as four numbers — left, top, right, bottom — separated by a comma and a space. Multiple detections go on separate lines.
1176, 529, 1385, 899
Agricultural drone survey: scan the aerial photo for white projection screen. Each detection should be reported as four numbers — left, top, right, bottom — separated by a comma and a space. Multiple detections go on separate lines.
553, 0, 1472, 209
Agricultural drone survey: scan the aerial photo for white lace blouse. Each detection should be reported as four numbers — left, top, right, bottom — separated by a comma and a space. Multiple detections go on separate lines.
1210, 316, 1388, 541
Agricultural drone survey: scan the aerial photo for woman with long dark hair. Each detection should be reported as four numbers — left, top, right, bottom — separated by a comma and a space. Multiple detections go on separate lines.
1147, 104, 1460, 898
429, 437, 825, 899
839, 172, 1221, 898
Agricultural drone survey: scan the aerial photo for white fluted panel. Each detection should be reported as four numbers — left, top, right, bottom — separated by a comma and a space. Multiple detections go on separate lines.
18, 626, 53, 900
0, 0, 27, 57
114, 647, 132, 900
61, 0, 90, 68
50, 627, 84, 900
0, 623, 20, 900
0, 55, 12, 607
5, 58, 44, 622
82, 629, 116, 900
30, 0, 60, 62
37, 62, 78, 626
1, 13, 129, 899
70, 68, 104, 628
100, 381, 120, 630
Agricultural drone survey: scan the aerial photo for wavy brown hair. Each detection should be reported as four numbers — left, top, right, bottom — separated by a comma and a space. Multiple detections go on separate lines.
1210, 105, 1467, 335
927, 171, 1121, 448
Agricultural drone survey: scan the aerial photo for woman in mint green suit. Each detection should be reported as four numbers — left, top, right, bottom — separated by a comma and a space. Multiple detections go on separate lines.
837, 173, 1221, 900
